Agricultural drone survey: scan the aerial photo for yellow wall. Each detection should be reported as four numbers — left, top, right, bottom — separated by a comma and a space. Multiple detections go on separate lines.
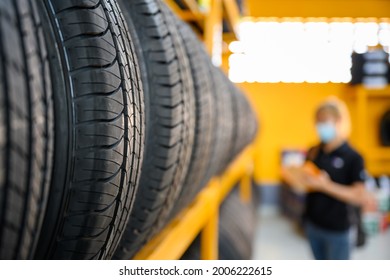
172, 1, 390, 183
224, 0, 390, 185
238, 82, 390, 184
247, 0, 390, 18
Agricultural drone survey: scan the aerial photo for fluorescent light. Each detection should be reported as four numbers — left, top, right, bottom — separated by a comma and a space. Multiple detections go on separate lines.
229, 18, 390, 84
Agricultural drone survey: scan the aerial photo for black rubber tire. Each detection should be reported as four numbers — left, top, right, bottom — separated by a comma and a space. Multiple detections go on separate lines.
181, 186, 258, 260
35, 0, 145, 259
114, 0, 195, 259
207, 65, 258, 176
169, 21, 215, 219
218, 188, 257, 260
208, 67, 236, 175
0, 0, 54, 260
231, 88, 258, 158
238, 87, 258, 148
244, 95, 258, 149
231, 92, 243, 157
227, 84, 241, 162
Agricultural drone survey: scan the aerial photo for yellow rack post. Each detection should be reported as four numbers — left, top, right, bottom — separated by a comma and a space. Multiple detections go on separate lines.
164, 0, 241, 61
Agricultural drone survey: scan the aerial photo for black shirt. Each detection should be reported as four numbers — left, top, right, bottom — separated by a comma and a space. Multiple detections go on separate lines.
304, 142, 365, 231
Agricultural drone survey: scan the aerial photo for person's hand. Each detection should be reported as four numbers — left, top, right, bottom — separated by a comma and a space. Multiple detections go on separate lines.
303, 171, 331, 192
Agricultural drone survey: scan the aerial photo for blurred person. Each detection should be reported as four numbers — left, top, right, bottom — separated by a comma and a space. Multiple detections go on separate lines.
303, 98, 373, 260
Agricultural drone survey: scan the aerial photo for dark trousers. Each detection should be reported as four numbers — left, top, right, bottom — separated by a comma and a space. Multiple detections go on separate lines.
305, 221, 351, 260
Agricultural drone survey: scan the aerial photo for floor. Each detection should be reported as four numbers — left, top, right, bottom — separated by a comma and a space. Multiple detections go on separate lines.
253, 206, 390, 260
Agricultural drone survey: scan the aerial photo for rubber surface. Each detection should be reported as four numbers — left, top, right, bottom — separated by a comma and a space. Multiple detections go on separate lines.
0, 0, 54, 259
230, 85, 258, 158
35, 0, 145, 259
169, 21, 216, 220
218, 187, 257, 260
181, 186, 259, 260
114, 0, 195, 260
208, 67, 236, 175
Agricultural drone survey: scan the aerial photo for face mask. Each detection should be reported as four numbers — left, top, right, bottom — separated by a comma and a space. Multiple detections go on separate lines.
316, 122, 336, 143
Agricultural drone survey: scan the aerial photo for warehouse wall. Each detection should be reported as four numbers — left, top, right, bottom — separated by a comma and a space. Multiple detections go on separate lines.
247, 0, 390, 18
234, 82, 390, 184
220, 0, 390, 185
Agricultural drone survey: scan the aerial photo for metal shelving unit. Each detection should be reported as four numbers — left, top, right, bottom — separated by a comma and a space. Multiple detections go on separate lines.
343, 85, 390, 176
130, 0, 256, 260
165, 0, 242, 64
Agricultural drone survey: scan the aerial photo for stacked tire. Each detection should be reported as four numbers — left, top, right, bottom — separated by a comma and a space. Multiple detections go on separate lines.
182, 186, 260, 260
0, 0, 258, 259
113, 0, 196, 260
0, 0, 145, 260
0, 0, 54, 259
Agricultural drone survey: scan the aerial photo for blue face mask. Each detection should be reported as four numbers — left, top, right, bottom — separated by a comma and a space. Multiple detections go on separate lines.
316, 122, 336, 143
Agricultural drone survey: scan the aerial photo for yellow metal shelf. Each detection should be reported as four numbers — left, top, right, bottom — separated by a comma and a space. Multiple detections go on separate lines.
367, 91, 390, 98
342, 85, 390, 177
345, 86, 390, 99
133, 145, 255, 260
164, 0, 242, 63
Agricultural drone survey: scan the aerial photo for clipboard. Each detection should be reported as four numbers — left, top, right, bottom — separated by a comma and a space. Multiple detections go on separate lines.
281, 161, 321, 193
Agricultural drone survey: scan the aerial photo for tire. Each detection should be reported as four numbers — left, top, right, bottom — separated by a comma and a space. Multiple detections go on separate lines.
208, 67, 235, 175
244, 97, 258, 149
223, 77, 258, 160
114, 0, 195, 259
207, 66, 258, 175
231, 91, 243, 157
232, 89, 258, 157
218, 188, 257, 260
35, 0, 145, 259
0, 0, 54, 259
227, 84, 241, 162
169, 21, 215, 219
238, 87, 258, 147
181, 186, 258, 260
